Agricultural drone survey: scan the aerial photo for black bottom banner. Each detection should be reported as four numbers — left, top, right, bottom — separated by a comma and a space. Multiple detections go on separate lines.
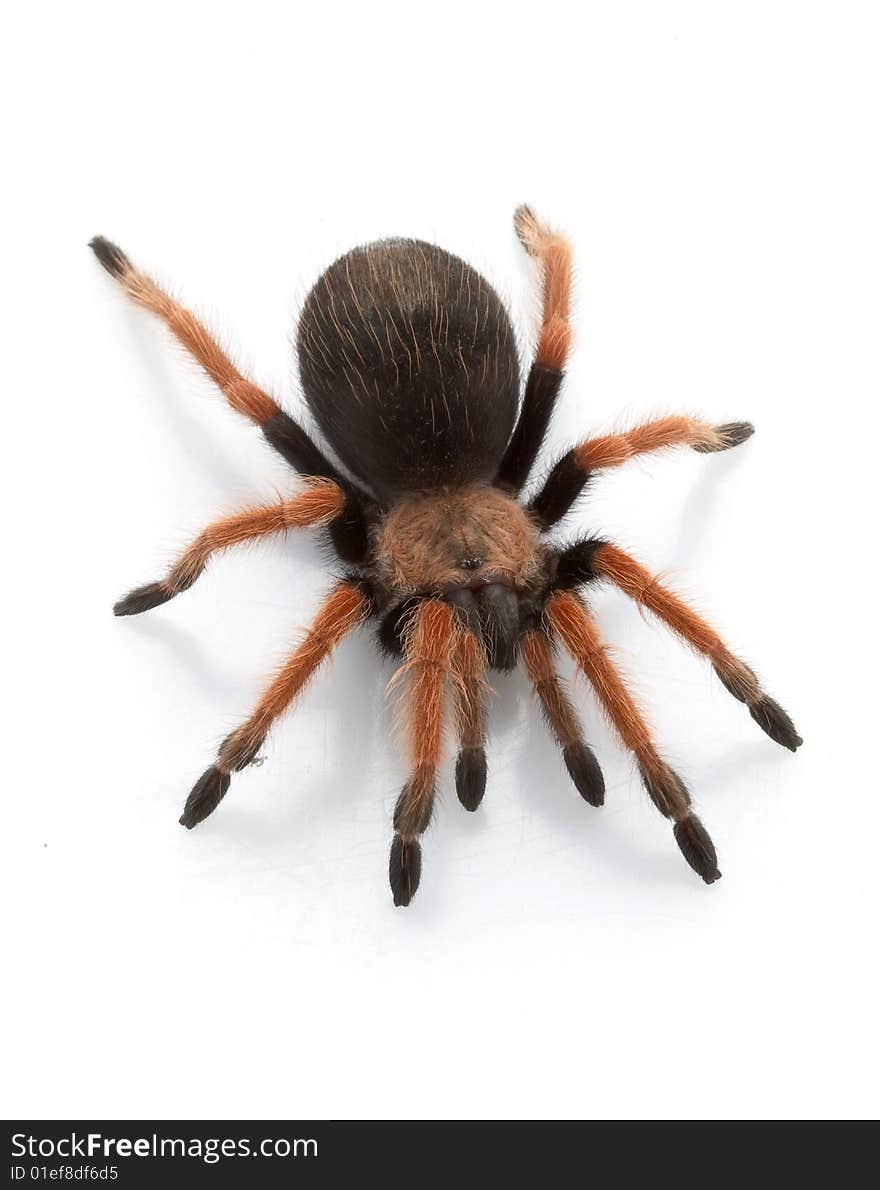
5, 1121, 591, 1186
2, 1118, 850, 1183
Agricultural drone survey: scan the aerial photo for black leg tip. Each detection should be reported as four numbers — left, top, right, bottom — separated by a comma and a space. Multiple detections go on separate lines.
693, 421, 755, 452
750, 696, 803, 751
89, 235, 131, 278
563, 743, 605, 807
113, 581, 174, 617
179, 766, 231, 829
455, 747, 487, 812
674, 814, 721, 884
389, 835, 422, 907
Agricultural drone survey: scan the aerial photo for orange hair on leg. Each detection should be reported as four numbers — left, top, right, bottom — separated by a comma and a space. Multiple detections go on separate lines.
450, 625, 488, 811
594, 543, 734, 658
545, 590, 720, 883
592, 543, 802, 751
217, 581, 371, 774
179, 580, 371, 828
573, 416, 741, 473
113, 479, 346, 616
389, 599, 460, 906
520, 628, 604, 806
521, 629, 580, 748
514, 205, 574, 371
451, 628, 485, 750
90, 235, 279, 425
528, 414, 754, 531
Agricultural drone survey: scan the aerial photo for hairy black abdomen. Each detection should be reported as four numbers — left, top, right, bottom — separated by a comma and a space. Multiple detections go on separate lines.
297, 240, 520, 503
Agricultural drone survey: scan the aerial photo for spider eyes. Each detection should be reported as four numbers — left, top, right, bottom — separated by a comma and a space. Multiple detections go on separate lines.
460, 557, 483, 571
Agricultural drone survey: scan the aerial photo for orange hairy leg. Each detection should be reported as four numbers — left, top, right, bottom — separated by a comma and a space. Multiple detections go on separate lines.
113, 479, 346, 616
89, 236, 365, 529
520, 628, 604, 807
179, 581, 372, 828
89, 236, 279, 425
529, 414, 754, 531
573, 416, 754, 473
450, 623, 489, 812
388, 600, 460, 906
545, 590, 721, 884
513, 204, 574, 371
592, 544, 802, 751
494, 207, 576, 491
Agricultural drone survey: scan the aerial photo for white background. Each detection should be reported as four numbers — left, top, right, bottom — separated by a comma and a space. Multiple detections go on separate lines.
3, 2, 878, 1120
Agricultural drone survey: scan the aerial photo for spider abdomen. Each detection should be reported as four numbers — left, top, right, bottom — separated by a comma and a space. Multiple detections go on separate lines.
297, 240, 520, 502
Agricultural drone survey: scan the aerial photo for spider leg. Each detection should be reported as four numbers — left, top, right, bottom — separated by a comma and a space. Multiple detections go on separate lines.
113, 480, 345, 616
495, 206, 574, 493
178, 580, 371, 828
545, 590, 721, 884
591, 543, 802, 751
530, 415, 754, 530
89, 236, 373, 562
520, 628, 605, 807
450, 615, 488, 812
388, 600, 459, 907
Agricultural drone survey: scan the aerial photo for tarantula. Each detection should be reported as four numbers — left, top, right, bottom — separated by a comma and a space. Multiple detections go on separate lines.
91, 206, 801, 906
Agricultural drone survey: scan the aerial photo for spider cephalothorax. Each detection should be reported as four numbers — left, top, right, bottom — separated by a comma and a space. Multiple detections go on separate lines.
92, 206, 801, 907
373, 485, 548, 671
